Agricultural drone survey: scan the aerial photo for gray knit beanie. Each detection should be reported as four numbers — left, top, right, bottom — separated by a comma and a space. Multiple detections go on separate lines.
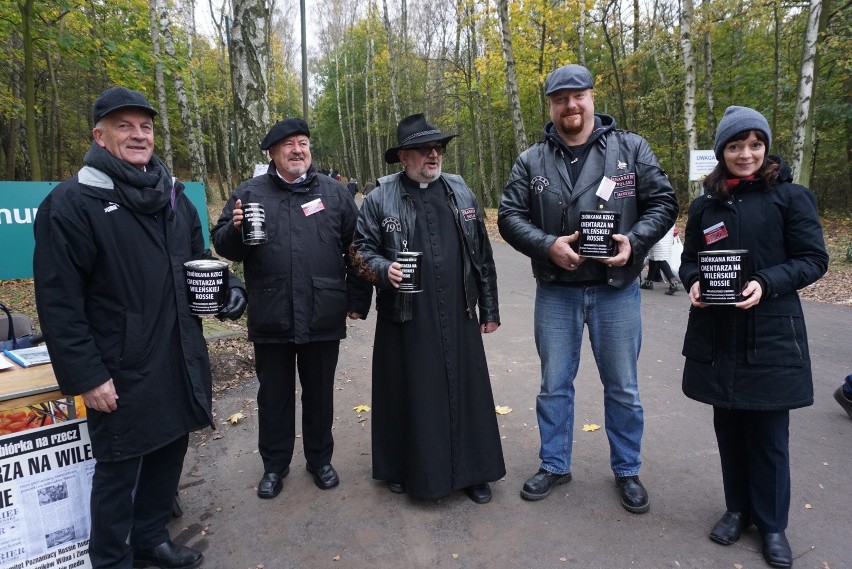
713, 106, 772, 159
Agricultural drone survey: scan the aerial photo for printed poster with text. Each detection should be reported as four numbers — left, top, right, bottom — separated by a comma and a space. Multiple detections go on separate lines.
0, 419, 93, 569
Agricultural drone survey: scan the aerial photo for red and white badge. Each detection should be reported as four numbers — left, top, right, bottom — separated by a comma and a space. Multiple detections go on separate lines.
703, 221, 728, 245
302, 198, 325, 216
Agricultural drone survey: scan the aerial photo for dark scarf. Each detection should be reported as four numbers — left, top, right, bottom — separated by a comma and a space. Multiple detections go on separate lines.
83, 141, 172, 214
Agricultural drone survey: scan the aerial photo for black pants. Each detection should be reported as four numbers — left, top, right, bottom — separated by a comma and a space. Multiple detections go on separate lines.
713, 407, 790, 532
647, 260, 677, 283
89, 434, 189, 569
254, 341, 339, 473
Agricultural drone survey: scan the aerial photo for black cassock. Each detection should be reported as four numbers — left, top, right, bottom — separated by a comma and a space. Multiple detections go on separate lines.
371, 177, 506, 499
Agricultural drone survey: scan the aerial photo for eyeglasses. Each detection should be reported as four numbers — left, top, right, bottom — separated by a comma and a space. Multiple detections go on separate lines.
408, 144, 447, 156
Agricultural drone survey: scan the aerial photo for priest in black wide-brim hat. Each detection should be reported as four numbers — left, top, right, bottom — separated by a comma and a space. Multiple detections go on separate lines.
355, 113, 505, 504
384, 113, 457, 164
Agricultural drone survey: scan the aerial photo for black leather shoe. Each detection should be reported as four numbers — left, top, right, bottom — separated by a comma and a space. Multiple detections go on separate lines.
257, 468, 289, 499
709, 511, 749, 545
464, 483, 492, 504
834, 386, 852, 419
615, 475, 650, 513
761, 531, 792, 568
520, 469, 572, 501
306, 463, 340, 489
388, 481, 406, 494
132, 541, 203, 569
640, 280, 654, 290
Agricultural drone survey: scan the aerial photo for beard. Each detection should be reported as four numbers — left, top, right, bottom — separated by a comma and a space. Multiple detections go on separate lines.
557, 112, 585, 136
407, 164, 442, 184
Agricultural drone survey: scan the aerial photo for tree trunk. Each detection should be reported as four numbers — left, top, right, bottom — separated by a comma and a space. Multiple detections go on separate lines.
791, 0, 824, 186
601, 0, 628, 129
19, 0, 42, 180
498, 0, 527, 155
149, 0, 174, 172
681, 0, 699, 198
381, 0, 401, 123
703, 29, 716, 140
578, 4, 586, 66
231, 0, 271, 181
157, 0, 207, 183
46, 55, 64, 179
184, 0, 208, 188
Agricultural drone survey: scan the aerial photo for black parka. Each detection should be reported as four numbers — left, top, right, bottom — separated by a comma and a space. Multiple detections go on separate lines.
33, 167, 236, 460
211, 164, 371, 344
679, 159, 829, 410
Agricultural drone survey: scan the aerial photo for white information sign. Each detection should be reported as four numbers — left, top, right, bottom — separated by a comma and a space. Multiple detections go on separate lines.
689, 150, 718, 181
0, 419, 93, 569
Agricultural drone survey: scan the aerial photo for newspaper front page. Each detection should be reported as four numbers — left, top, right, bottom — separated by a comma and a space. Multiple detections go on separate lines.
0, 419, 93, 569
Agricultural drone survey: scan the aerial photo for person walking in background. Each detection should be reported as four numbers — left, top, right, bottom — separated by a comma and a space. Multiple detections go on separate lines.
640, 224, 682, 295
679, 106, 828, 568
33, 86, 246, 569
211, 118, 371, 500
354, 113, 505, 504
498, 64, 677, 512
834, 374, 852, 419
347, 177, 359, 198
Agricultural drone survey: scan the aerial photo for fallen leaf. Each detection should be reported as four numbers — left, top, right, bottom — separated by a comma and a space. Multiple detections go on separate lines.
451, 553, 459, 559
495, 405, 512, 415
227, 412, 245, 425
560, 558, 567, 562
804, 503, 812, 509
353, 404, 371, 413
735, 564, 743, 569
332, 555, 341, 561
582, 424, 601, 432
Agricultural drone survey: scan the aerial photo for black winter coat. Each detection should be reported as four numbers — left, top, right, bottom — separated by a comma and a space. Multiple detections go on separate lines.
679, 160, 828, 410
212, 164, 371, 344
33, 168, 236, 460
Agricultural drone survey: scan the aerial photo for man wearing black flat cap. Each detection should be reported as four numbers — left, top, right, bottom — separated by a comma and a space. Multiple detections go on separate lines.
354, 113, 505, 504
212, 118, 371, 499
499, 64, 677, 512
34, 86, 246, 569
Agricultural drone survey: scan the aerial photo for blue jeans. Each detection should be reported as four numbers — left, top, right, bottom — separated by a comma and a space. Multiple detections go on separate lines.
534, 280, 643, 477
844, 373, 852, 397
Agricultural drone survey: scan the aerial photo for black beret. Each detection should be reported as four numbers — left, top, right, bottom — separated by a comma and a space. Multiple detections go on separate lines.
260, 118, 311, 150
92, 86, 157, 125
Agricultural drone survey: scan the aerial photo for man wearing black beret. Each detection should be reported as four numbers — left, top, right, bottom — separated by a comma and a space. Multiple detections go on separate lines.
212, 118, 371, 499
34, 86, 246, 569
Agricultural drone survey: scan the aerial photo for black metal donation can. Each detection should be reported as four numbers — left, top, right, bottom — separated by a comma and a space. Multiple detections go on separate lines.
578, 210, 621, 258
397, 251, 423, 293
184, 260, 229, 315
698, 250, 749, 304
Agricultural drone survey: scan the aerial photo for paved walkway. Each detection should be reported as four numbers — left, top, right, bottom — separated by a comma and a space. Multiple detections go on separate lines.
175, 242, 851, 569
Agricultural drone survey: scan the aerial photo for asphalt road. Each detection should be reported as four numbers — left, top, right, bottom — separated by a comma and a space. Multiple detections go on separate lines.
174, 241, 852, 569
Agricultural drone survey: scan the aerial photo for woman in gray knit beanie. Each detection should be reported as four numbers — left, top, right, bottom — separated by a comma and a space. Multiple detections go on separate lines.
678, 105, 829, 569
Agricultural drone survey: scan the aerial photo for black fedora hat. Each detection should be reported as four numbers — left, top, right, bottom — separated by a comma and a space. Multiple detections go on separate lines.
384, 113, 456, 164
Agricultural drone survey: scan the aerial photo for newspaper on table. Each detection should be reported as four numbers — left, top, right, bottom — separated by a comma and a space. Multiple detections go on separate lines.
0, 419, 93, 569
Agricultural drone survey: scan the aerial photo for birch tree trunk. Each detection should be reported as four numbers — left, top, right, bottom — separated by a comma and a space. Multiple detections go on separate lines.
601, 0, 628, 129
703, 29, 716, 138
231, 0, 271, 181
381, 0, 401, 123
208, 0, 236, 190
791, 0, 823, 186
149, 0, 174, 172
184, 0, 208, 187
681, 0, 699, 198
498, 0, 527, 155
578, 4, 586, 66
157, 0, 207, 183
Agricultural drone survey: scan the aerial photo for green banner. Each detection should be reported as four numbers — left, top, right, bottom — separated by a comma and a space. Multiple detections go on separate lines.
0, 181, 209, 281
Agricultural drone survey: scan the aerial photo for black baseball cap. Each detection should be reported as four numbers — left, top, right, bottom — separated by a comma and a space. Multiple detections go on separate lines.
92, 86, 157, 125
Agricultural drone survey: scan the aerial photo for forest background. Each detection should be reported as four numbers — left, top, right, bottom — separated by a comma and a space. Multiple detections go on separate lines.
2, 0, 850, 214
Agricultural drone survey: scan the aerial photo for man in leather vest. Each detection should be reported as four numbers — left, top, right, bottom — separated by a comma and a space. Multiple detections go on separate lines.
499, 64, 677, 512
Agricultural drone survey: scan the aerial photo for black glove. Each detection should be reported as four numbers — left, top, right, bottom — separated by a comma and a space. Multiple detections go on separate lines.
216, 287, 247, 321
